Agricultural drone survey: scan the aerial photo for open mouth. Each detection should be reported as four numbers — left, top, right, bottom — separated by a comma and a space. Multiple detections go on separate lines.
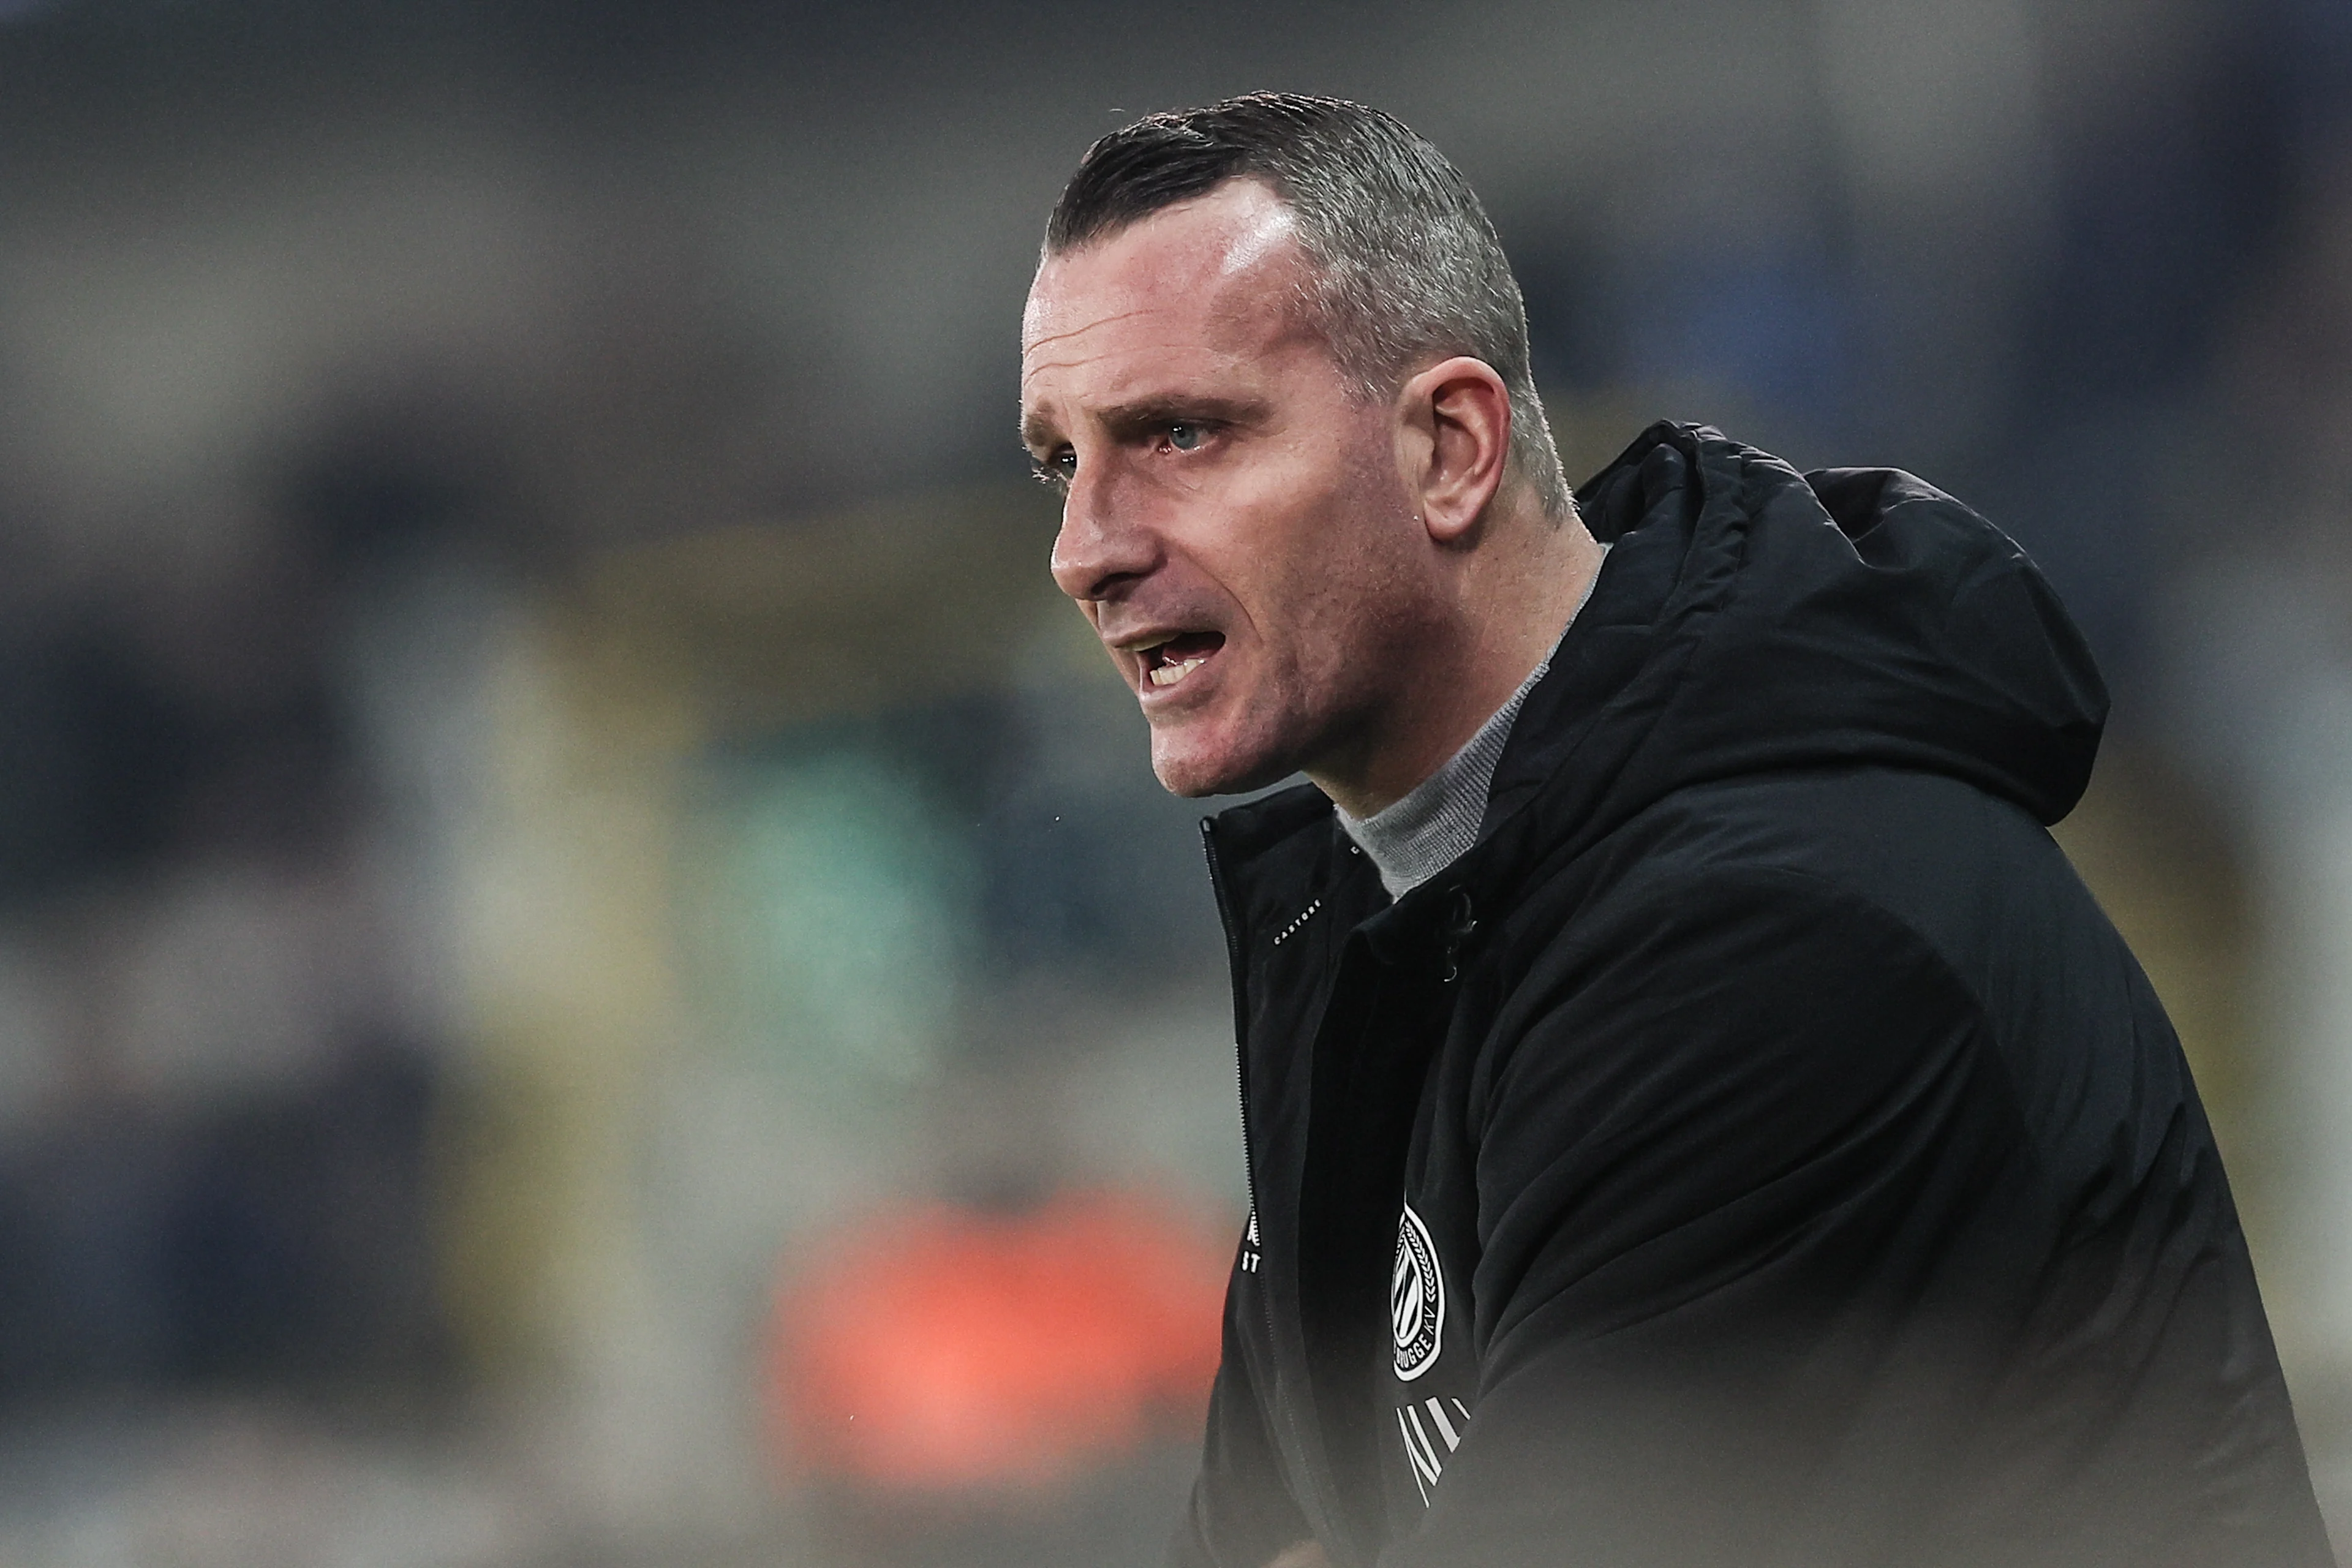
1137, 631, 1225, 690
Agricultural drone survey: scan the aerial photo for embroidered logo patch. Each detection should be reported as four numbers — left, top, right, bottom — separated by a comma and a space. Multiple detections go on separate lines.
1392, 1202, 1444, 1381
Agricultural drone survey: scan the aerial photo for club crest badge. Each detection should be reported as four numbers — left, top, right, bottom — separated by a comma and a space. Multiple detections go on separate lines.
1392, 1202, 1444, 1381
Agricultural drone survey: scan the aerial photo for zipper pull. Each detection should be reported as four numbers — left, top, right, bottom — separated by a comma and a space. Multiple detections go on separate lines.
1439, 888, 1478, 982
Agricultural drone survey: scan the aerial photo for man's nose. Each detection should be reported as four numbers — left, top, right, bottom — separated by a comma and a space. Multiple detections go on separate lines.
1049, 469, 1157, 603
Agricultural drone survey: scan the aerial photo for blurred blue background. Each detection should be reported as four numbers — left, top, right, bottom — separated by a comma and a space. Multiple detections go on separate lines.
0, 1, 2350, 1562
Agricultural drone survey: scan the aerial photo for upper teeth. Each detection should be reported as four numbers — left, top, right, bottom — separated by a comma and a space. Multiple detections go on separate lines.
1149, 655, 1207, 688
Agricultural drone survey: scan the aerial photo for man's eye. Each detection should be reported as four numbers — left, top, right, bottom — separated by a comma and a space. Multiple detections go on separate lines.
1031, 450, 1076, 488
1167, 423, 1204, 452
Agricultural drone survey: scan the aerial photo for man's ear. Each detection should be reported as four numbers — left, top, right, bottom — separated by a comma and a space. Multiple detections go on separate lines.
1397, 356, 1512, 546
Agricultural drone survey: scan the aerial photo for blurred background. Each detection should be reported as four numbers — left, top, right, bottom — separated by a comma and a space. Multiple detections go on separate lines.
0, 0, 2347, 1561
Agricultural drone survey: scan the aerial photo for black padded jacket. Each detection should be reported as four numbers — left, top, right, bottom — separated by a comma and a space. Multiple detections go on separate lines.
1169, 424, 2334, 1568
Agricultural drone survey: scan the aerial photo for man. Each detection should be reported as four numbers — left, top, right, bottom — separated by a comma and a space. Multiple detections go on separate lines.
1019, 94, 2332, 1568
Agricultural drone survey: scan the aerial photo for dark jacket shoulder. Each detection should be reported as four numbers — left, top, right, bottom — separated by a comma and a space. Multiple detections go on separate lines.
1174, 426, 2331, 1568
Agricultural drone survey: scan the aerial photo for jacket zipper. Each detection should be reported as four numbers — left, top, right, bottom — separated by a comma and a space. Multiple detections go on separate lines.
1201, 816, 1302, 1482
1204, 815, 1357, 1564
1200, 817, 1262, 1237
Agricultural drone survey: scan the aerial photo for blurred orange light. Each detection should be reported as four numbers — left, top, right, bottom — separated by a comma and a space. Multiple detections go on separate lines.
767, 1189, 1230, 1494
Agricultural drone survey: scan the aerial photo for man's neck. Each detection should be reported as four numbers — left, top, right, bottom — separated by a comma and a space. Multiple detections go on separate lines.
1335, 538, 1608, 895
1313, 508, 1605, 819
1336, 650, 1551, 897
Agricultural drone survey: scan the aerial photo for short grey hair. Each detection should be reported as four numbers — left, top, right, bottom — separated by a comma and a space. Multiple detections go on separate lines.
1046, 93, 1572, 520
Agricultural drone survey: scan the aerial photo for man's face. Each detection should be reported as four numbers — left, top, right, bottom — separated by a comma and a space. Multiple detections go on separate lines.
1020, 181, 1434, 798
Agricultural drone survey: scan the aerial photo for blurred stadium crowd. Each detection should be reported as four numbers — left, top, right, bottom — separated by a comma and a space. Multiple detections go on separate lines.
0, 0, 2348, 1562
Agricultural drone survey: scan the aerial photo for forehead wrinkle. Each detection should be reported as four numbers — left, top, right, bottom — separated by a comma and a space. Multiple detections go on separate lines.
1019, 192, 1336, 438
1027, 194, 1299, 349
1021, 304, 1159, 358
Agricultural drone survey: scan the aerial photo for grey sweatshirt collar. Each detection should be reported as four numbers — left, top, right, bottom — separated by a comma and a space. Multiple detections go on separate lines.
1336, 551, 1607, 899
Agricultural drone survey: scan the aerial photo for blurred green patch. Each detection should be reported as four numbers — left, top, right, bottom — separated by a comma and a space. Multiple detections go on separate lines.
684, 745, 977, 1102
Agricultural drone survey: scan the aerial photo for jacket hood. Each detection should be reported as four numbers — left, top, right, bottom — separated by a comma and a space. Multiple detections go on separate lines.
1209, 422, 2108, 941
1476, 423, 2106, 875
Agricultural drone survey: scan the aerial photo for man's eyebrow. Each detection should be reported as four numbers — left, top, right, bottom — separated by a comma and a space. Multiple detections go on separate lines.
1022, 394, 1273, 456
1096, 394, 1272, 437
1020, 412, 1061, 453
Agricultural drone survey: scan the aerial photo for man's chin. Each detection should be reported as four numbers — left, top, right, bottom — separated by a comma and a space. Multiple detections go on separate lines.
1148, 731, 1294, 800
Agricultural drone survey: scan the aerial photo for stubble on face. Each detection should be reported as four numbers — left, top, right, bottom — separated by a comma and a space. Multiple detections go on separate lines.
1022, 183, 1442, 802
